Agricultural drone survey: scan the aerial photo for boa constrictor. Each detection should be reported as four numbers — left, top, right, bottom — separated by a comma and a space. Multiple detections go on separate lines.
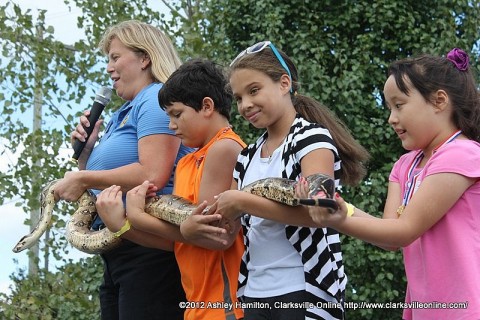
12, 174, 338, 255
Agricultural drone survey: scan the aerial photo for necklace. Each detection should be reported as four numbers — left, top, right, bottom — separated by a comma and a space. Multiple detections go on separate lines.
262, 133, 289, 164
262, 140, 273, 164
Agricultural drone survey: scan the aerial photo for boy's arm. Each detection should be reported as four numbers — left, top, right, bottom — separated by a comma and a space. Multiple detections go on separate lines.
96, 184, 174, 251
126, 138, 243, 249
125, 181, 186, 242
115, 226, 175, 251
179, 138, 244, 250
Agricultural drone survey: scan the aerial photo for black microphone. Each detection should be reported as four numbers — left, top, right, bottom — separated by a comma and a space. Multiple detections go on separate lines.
71, 86, 113, 162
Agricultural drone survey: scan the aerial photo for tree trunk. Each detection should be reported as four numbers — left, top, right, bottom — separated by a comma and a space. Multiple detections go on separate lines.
28, 23, 44, 275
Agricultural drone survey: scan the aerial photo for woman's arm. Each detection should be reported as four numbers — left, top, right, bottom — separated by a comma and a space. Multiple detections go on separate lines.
70, 109, 102, 169
54, 134, 181, 201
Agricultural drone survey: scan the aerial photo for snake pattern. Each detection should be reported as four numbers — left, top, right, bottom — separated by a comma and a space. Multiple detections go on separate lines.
12, 174, 337, 255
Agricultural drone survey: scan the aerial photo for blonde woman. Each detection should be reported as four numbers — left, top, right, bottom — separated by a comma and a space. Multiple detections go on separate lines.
54, 20, 190, 319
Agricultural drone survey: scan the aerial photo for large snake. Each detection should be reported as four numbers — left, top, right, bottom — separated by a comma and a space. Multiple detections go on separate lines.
12, 174, 338, 255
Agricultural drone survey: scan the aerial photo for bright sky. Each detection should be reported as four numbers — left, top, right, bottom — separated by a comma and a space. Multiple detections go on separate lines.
0, 0, 169, 295
0, 0, 87, 296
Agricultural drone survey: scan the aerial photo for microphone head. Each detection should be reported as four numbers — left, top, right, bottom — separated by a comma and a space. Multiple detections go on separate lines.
95, 86, 113, 105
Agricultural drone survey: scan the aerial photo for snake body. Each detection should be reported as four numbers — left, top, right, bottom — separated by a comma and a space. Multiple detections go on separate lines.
13, 174, 337, 254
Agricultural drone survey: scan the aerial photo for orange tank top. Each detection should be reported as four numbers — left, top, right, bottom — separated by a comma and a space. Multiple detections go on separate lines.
174, 127, 245, 320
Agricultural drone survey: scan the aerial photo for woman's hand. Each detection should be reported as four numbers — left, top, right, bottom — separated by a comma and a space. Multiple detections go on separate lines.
96, 185, 127, 232
53, 171, 87, 202
71, 109, 104, 167
179, 201, 228, 246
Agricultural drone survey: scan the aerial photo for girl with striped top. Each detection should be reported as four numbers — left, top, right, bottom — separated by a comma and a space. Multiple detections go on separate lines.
209, 41, 369, 320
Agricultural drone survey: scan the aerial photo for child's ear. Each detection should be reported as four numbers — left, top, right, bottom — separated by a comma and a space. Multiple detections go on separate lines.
433, 89, 449, 112
280, 74, 292, 94
201, 97, 215, 115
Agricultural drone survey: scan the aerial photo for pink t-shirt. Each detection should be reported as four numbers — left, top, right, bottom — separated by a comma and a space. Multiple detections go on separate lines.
390, 139, 480, 320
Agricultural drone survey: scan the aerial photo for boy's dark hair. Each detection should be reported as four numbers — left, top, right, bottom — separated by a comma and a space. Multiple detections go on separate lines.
158, 58, 232, 120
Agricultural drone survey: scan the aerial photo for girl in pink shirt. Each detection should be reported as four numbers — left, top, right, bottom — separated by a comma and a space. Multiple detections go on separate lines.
300, 48, 480, 319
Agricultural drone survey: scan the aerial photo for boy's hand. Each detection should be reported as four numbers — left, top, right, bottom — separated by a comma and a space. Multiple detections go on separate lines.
125, 181, 152, 221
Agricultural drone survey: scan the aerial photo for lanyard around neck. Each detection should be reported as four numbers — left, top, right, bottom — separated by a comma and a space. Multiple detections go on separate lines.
401, 130, 462, 207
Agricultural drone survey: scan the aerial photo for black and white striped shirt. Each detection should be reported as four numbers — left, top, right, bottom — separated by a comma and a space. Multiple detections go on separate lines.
234, 114, 346, 320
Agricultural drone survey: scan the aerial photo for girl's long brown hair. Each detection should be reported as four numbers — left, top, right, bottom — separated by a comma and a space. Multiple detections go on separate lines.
229, 46, 369, 186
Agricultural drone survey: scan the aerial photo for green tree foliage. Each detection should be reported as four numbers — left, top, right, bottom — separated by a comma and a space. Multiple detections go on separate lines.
202, 1, 479, 319
0, 256, 103, 319
1, 0, 479, 318
0, 0, 171, 316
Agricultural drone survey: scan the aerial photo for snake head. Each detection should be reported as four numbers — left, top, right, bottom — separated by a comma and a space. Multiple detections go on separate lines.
12, 237, 28, 253
306, 173, 335, 199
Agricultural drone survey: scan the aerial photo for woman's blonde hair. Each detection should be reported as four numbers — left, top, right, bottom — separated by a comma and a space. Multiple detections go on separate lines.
98, 20, 181, 83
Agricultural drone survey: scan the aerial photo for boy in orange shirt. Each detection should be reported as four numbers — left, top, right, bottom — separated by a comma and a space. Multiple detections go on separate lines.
96, 59, 245, 320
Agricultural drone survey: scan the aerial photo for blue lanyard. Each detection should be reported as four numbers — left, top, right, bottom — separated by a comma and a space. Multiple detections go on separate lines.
401, 130, 462, 207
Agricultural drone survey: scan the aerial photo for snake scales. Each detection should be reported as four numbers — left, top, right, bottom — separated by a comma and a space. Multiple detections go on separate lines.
12, 174, 338, 254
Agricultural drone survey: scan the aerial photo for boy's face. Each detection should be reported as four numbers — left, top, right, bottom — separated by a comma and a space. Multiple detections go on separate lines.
165, 102, 203, 148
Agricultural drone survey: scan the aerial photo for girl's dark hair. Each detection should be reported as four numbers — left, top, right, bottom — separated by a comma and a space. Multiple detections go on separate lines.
229, 48, 369, 186
388, 52, 480, 142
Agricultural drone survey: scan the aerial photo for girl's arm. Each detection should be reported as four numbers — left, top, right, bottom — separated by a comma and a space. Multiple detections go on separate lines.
375, 181, 403, 250
349, 182, 400, 219
341, 181, 402, 250
312, 172, 475, 248
213, 148, 335, 227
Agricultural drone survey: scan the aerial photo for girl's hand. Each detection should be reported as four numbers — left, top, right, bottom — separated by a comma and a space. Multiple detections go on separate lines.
209, 190, 244, 221
179, 201, 228, 246
295, 176, 309, 198
96, 185, 127, 232
308, 193, 348, 227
